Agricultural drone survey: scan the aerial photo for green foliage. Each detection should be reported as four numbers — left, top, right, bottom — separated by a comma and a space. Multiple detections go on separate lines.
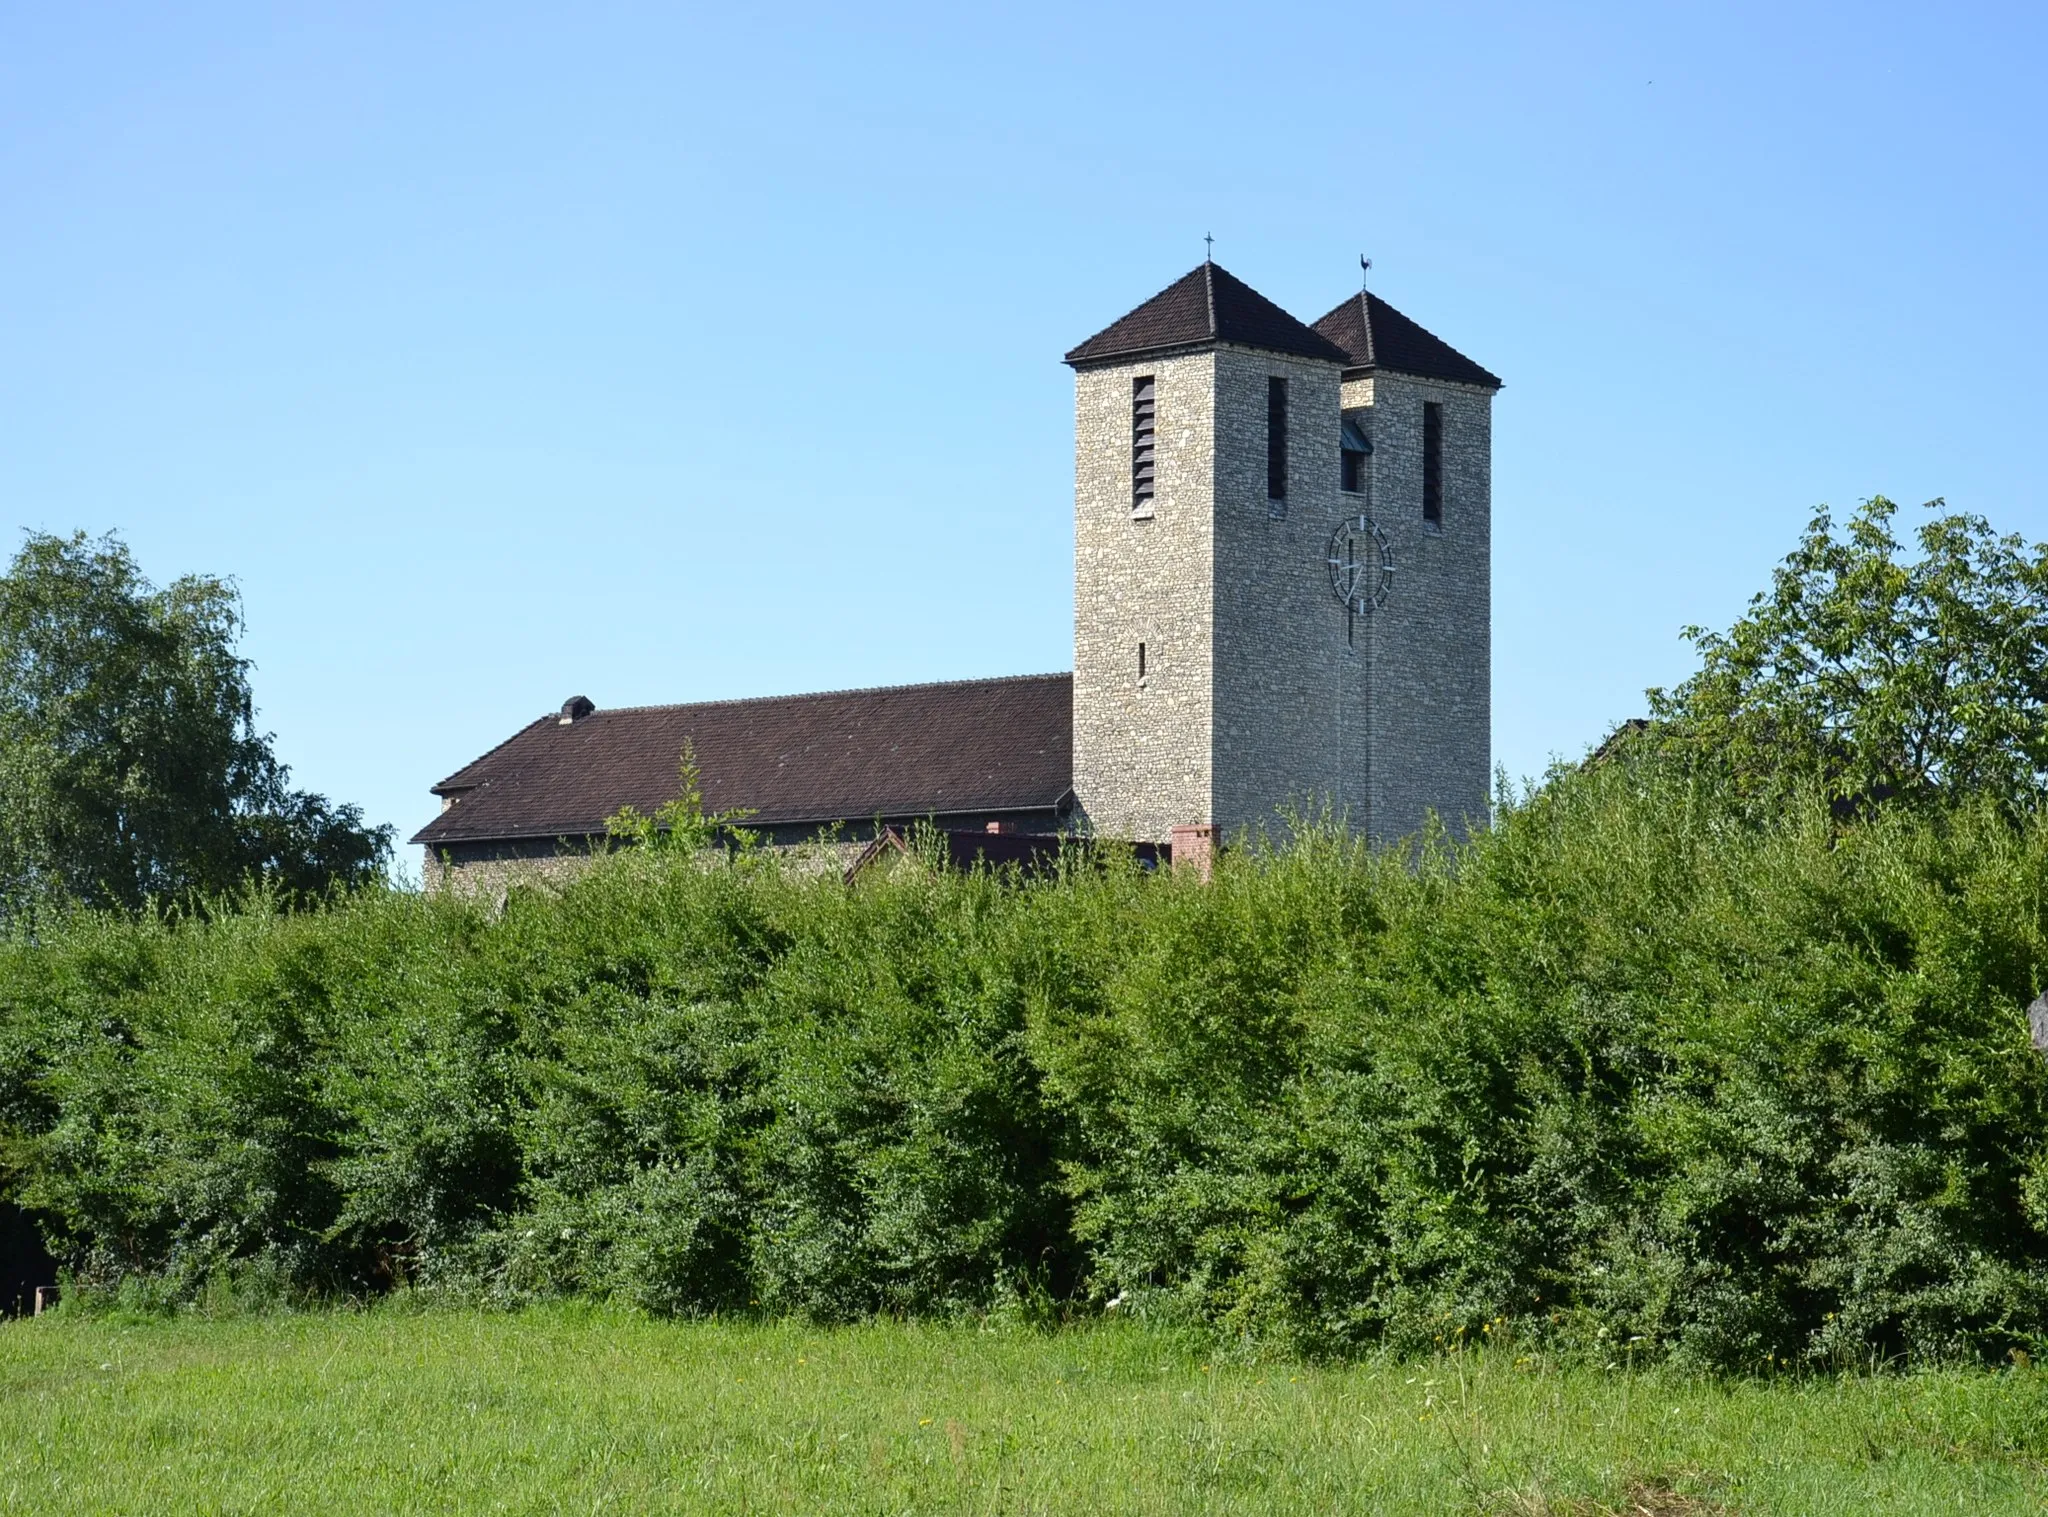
0, 530, 391, 920
605, 740, 758, 853
1648, 497, 2048, 812
5, 765, 2048, 1368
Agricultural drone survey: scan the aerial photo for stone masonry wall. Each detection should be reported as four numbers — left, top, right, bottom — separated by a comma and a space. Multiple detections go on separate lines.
1071, 351, 1216, 843
1209, 346, 1365, 841
421, 843, 593, 897
1341, 372, 1493, 840
424, 835, 890, 894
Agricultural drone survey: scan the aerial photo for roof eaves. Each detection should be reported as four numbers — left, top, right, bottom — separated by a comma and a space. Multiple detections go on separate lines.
1342, 363, 1504, 392
758, 796, 1072, 830
412, 794, 1074, 848
1068, 334, 1348, 370
1064, 337, 1221, 370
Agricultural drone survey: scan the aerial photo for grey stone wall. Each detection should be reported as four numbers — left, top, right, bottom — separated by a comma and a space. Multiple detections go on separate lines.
1071, 350, 1217, 843
1341, 373, 1494, 840
1209, 345, 1362, 841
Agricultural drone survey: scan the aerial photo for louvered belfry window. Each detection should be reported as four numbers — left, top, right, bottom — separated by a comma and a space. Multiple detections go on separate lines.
1267, 377, 1288, 502
1423, 401, 1444, 524
1131, 377, 1157, 515
1340, 413, 1371, 495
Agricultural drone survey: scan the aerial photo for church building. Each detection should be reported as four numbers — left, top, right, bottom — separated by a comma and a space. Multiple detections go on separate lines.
414, 261, 1500, 888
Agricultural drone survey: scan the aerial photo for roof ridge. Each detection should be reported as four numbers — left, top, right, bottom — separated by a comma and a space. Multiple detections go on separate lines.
581, 669, 1073, 719
1203, 260, 1217, 337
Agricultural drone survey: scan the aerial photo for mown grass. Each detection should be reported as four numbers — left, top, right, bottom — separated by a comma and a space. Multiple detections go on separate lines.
3, 1309, 2046, 1514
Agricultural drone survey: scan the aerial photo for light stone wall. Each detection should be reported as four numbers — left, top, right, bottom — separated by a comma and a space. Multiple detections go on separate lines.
1071, 350, 1217, 843
422, 834, 877, 895
1340, 373, 1494, 839
421, 847, 590, 898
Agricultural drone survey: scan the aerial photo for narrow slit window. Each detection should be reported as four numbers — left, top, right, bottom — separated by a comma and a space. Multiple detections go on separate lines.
1137, 641, 1147, 681
1422, 401, 1443, 524
1266, 377, 1288, 501
1132, 377, 1157, 515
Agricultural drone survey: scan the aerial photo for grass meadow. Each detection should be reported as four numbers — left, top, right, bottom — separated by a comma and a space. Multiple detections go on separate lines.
3, 1308, 2046, 1515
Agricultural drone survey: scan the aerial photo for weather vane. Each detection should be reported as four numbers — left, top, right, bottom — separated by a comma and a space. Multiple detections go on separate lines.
1360, 255, 1372, 293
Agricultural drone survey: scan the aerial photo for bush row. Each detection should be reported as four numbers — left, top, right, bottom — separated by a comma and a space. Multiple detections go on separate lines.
5, 761, 2048, 1366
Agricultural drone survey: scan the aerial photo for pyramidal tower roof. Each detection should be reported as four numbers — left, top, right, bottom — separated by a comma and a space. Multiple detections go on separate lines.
1065, 262, 1351, 367
1310, 291, 1502, 389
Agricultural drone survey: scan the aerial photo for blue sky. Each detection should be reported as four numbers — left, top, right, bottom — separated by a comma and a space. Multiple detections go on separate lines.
4, 1, 2044, 870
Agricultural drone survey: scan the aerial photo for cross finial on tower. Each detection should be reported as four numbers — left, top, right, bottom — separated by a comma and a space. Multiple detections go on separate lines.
1360, 255, 1372, 294
1204, 233, 1214, 263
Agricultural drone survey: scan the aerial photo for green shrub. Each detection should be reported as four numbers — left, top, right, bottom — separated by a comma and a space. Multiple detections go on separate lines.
5, 764, 2048, 1367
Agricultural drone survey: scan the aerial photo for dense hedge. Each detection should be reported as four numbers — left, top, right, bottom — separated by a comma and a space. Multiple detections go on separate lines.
5, 761, 2048, 1367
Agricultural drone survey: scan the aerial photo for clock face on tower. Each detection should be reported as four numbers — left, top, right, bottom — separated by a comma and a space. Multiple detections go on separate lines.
1326, 513, 1394, 614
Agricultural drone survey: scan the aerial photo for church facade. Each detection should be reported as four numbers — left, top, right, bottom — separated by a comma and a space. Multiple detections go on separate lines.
414, 261, 1500, 888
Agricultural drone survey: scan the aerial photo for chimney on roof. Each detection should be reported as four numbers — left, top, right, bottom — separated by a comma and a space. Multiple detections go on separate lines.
559, 695, 596, 725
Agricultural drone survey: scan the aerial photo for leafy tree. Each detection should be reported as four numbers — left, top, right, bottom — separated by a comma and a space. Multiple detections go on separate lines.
1646, 496, 2048, 811
0, 531, 390, 916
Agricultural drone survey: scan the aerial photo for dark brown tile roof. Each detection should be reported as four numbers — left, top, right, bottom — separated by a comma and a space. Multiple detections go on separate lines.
1311, 292, 1502, 389
1065, 263, 1351, 367
413, 673, 1074, 847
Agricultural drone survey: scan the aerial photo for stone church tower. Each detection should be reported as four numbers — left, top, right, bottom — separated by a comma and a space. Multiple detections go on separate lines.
1065, 262, 1501, 847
